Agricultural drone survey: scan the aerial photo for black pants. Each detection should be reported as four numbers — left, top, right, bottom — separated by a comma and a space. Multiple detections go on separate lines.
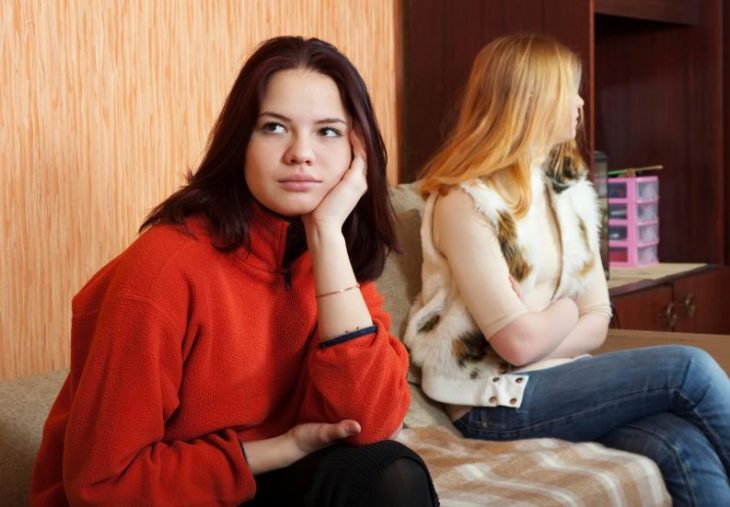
242, 440, 439, 506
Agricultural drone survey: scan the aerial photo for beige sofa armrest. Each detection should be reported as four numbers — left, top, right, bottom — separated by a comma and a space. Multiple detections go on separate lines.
0, 369, 67, 505
598, 329, 730, 373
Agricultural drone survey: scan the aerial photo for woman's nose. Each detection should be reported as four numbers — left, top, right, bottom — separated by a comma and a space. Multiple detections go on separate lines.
285, 135, 315, 165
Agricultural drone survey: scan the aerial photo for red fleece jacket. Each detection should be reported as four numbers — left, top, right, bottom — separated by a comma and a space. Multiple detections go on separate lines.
29, 209, 410, 506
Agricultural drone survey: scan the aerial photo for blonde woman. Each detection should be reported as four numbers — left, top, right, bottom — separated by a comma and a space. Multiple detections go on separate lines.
405, 33, 730, 505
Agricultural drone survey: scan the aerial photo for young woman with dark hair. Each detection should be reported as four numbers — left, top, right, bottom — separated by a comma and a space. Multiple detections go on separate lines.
30, 36, 437, 507
139, 36, 396, 281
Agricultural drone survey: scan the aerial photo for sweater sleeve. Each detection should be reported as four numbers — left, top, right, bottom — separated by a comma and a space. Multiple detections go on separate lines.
574, 248, 613, 321
59, 296, 256, 506
298, 282, 410, 445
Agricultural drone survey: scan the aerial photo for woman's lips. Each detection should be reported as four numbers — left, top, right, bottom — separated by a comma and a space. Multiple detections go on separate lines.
278, 176, 320, 191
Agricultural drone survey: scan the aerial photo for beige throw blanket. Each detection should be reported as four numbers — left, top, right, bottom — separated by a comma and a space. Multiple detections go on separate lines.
397, 426, 671, 506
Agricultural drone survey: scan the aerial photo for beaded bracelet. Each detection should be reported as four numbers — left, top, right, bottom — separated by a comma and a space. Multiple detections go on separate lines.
316, 283, 360, 299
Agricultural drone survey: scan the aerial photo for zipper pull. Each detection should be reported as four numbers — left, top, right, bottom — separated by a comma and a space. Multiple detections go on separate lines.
284, 266, 292, 290
281, 218, 304, 291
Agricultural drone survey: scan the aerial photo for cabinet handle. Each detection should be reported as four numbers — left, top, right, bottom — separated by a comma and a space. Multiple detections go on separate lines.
661, 302, 677, 330
679, 293, 696, 318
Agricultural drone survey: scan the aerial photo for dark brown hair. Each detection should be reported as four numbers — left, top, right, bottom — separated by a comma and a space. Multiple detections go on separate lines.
141, 36, 397, 281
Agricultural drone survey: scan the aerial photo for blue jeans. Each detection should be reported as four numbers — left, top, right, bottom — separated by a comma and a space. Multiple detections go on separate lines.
453, 346, 730, 506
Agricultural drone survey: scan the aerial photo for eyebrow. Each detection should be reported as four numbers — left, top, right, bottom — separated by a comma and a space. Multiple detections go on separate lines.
258, 111, 349, 125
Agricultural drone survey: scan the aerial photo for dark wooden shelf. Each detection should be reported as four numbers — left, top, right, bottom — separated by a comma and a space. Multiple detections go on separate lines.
595, 0, 698, 25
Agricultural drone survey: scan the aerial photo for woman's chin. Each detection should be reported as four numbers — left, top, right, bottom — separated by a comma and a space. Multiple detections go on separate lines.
270, 203, 318, 218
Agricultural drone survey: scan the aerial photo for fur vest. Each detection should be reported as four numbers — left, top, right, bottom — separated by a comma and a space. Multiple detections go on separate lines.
404, 166, 601, 408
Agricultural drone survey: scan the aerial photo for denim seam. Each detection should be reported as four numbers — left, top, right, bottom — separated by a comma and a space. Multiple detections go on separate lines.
674, 388, 730, 473
623, 421, 699, 506
675, 353, 730, 471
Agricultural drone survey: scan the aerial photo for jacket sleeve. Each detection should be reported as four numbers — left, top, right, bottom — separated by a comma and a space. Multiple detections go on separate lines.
298, 282, 411, 445
59, 296, 256, 506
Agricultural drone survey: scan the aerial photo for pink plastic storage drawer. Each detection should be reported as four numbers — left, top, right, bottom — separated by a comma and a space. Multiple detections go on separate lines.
608, 201, 659, 221
607, 176, 660, 267
608, 222, 659, 243
607, 176, 659, 200
609, 243, 659, 266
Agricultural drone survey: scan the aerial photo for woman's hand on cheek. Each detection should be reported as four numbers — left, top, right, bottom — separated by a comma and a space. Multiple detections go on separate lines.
302, 130, 367, 233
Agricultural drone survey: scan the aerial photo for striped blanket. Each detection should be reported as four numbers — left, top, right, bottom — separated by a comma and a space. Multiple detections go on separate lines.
397, 425, 670, 506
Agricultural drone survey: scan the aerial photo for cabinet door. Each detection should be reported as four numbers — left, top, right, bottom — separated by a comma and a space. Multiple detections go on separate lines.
611, 285, 674, 331
673, 268, 730, 334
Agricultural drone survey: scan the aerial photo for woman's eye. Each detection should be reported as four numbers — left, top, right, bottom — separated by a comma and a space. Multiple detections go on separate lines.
261, 122, 286, 134
319, 126, 343, 138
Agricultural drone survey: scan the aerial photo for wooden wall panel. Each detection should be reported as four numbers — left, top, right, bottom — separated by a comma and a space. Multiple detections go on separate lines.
725, 0, 730, 266
0, 0, 399, 380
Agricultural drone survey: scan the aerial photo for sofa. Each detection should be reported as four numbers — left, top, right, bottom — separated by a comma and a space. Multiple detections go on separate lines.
12, 182, 730, 505
378, 184, 672, 505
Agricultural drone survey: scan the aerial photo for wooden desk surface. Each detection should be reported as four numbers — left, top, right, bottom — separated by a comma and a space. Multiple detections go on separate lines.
599, 329, 730, 373
607, 263, 712, 296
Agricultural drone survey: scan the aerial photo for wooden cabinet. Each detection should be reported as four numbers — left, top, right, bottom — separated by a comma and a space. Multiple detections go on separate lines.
610, 266, 730, 333
611, 285, 674, 331
671, 269, 730, 333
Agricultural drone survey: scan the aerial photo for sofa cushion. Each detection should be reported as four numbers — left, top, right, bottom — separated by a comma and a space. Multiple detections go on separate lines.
376, 183, 458, 431
379, 182, 425, 345
379, 214, 422, 340
0, 369, 66, 506
398, 425, 671, 506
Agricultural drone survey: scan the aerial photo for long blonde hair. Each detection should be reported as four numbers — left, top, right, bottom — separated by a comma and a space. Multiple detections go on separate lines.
419, 33, 585, 216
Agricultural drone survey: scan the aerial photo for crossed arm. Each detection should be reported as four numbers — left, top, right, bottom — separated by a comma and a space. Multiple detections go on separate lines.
432, 188, 611, 368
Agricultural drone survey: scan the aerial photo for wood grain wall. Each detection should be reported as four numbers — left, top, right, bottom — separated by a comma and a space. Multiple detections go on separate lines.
1, 0, 400, 380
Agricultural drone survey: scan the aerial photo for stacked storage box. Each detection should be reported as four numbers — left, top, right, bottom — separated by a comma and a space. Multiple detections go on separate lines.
607, 176, 660, 267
